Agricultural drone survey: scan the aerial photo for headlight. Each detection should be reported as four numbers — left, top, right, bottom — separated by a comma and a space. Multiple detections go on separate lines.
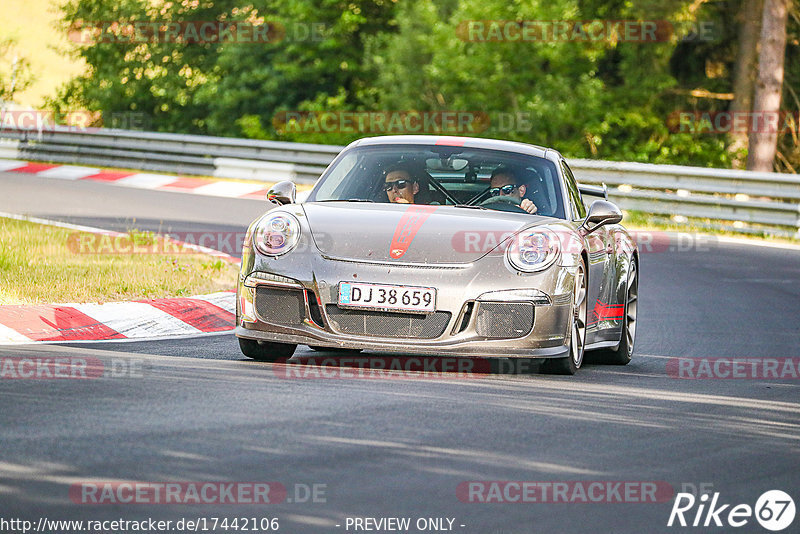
506, 228, 560, 272
253, 212, 301, 256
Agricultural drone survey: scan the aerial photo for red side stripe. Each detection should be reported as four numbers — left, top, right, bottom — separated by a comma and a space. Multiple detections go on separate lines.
144, 298, 235, 332
10, 163, 59, 174
591, 300, 625, 323
0, 306, 125, 341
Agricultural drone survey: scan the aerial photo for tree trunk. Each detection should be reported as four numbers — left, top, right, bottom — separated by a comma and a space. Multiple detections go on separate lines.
746, 0, 789, 172
728, 0, 763, 168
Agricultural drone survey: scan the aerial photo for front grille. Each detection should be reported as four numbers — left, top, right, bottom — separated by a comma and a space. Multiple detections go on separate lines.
325, 305, 451, 339
475, 302, 534, 339
255, 286, 305, 325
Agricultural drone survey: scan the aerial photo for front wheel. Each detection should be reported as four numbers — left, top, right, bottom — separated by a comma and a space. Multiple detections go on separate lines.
542, 259, 587, 375
238, 338, 296, 361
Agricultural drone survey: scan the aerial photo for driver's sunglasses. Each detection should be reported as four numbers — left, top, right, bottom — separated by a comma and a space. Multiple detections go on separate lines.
489, 184, 518, 196
384, 180, 410, 192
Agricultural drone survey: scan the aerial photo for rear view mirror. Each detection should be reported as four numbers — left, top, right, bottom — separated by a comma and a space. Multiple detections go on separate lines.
267, 181, 296, 205
425, 157, 469, 171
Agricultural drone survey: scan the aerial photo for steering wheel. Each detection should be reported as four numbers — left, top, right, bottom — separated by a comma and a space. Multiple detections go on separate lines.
479, 195, 528, 213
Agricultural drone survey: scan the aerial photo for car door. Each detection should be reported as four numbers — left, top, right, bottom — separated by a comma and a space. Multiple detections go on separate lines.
561, 161, 613, 338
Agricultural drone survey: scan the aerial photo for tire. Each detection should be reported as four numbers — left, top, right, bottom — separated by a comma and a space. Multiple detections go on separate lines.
594, 258, 638, 365
542, 258, 587, 375
308, 346, 362, 353
238, 338, 296, 362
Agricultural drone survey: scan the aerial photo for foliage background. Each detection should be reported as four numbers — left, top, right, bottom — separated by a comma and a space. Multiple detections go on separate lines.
46, 0, 800, 171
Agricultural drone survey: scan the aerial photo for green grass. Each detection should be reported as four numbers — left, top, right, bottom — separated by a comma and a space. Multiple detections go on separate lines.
0, 217, 239, 305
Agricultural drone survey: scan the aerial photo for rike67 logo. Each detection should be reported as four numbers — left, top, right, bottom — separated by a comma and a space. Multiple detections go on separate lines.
668, 490, 795, 531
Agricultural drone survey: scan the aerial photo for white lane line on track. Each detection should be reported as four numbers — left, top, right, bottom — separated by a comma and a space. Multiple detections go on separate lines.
72, 302, 204, 338
36, 166, 100, 180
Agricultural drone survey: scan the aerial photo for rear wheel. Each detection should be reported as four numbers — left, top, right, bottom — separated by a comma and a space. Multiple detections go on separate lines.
542, 259, 587, 375
595, 259, 638, 365
238, 338, 296, 361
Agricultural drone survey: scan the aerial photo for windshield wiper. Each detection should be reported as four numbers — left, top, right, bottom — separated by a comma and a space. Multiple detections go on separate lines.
453, 204, 488, 210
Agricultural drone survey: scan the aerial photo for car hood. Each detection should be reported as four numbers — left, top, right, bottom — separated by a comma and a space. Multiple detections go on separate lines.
302, 202, 547, 264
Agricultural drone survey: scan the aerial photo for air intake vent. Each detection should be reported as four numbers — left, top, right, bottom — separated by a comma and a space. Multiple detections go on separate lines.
475, 302, 534, 339
255, 287, 305, 325
325, 305, 451, 339
306, 289, 325, 327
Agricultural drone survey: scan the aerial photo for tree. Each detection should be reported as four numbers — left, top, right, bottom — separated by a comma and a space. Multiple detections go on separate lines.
54, 0, 245, 133
0, 38, 33, 104
196, 0, 399, 139
747, 0, 789, 171
728, 0, 763, 167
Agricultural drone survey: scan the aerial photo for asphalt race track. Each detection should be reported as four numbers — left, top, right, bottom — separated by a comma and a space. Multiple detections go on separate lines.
1, 170, 799, 534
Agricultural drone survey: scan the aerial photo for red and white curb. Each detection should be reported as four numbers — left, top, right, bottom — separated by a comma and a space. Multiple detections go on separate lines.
0, 158, 311, 202
0, 213, 238, 344
0, 291, 236, 344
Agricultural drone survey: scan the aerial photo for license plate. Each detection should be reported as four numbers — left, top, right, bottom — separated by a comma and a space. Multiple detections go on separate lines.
338, 282, 436, 313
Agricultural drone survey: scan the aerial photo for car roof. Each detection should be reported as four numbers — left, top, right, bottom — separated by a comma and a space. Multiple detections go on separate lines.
349, 135, 558, 160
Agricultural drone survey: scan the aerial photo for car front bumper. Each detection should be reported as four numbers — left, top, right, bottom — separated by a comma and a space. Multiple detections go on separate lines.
236, 250, 577, 359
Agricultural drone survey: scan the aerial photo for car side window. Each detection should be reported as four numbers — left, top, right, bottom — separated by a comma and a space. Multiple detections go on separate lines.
561, 161, 586, 220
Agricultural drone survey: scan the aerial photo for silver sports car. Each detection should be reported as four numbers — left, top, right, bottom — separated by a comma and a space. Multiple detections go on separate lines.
235, 135, 638, 374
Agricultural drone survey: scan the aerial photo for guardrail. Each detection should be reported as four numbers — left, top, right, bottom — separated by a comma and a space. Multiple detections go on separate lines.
1, 125, 798, 238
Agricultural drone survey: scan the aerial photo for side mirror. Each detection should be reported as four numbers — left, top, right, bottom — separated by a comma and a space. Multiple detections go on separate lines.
267, 180, 296, 205
580, 200, 622, 235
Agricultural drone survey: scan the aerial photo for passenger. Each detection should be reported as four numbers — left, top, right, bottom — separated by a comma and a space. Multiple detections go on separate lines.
383, 163, 421, 204
488, 166, 538, 214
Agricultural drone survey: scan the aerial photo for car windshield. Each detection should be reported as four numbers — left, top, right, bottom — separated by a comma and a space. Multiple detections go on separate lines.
308, 144, 566, 219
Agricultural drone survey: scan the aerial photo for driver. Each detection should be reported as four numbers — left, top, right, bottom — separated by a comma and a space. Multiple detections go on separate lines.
488, 166, 538, 214
384, 163, 421, 204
